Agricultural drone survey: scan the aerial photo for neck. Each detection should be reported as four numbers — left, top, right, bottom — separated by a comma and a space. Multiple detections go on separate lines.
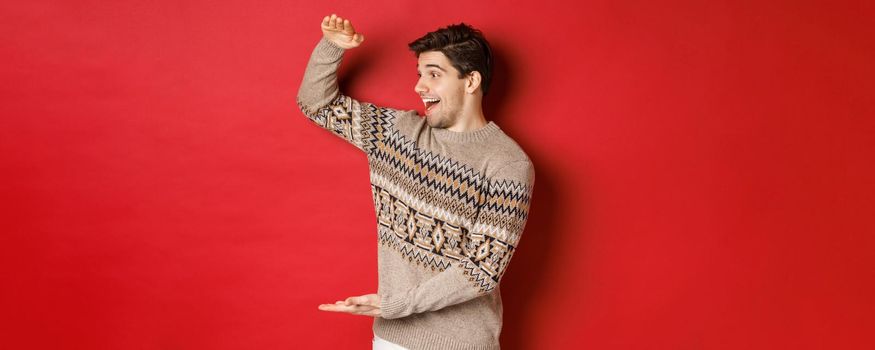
447, 97, 487, 132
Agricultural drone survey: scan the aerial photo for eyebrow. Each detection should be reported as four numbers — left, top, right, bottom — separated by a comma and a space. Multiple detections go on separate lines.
417, 64, 446, 73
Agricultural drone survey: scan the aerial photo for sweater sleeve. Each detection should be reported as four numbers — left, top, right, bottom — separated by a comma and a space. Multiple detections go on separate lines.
295, 37, 408, 156
379, 160, 536, 319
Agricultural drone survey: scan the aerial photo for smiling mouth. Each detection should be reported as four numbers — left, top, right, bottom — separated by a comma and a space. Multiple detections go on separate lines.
422, 97, 441, 114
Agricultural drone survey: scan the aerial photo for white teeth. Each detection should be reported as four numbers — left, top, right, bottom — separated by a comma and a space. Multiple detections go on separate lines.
421, 97, 440, 103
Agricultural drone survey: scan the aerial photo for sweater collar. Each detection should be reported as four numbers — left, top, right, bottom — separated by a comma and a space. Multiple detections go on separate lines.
431, 121, 500, 143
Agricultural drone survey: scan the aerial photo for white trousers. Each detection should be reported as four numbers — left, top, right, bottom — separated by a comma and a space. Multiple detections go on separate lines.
373, 332, 410, 350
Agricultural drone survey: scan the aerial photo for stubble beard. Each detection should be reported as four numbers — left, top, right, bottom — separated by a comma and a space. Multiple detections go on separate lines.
428, 107, 458, 129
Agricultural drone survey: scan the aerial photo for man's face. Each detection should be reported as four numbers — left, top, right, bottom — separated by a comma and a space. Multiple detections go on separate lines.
415, 51, 468, 129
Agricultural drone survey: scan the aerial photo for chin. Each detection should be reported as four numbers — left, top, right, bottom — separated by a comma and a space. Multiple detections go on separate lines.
426, 114, 442, 128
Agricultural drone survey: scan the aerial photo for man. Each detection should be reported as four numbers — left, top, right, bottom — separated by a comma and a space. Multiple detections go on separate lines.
297, 14, 535, 350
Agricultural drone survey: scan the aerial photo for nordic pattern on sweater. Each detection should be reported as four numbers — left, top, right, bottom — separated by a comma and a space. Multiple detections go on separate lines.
297, 92, 532, 294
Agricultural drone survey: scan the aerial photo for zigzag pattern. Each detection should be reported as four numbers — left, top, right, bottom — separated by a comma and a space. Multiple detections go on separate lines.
297, 94, 397, 155
300, 92, 532, 294
370, 171, 474, 230
377, 225, 455, 272
371, 129, 487, 208
361, 103, 398, 155
372, 182, 527, 294
474, 179, 533, 243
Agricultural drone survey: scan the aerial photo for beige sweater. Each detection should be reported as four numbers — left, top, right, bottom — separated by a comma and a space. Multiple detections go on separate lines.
296, 37, 535, 350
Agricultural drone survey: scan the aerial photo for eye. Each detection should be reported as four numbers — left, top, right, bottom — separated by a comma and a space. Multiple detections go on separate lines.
431, 72, 439, 78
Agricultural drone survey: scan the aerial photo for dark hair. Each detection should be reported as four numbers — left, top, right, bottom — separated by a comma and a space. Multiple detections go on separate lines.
408, 23, 494, 96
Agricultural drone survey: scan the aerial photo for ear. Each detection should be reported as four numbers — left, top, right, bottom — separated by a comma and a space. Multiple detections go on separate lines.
466, 71, 482, 94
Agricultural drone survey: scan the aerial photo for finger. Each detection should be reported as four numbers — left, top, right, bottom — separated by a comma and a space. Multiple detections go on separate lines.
319, 303, 353, 312
335, 16, 343, 30
319, 303, 375, 314
347, 296, 368, 306
322, 15, 329, 27
319, 304, 344, 312
343, 19, 354, 34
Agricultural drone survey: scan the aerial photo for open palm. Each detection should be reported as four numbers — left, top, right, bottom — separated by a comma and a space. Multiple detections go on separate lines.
321, 14, 365, 49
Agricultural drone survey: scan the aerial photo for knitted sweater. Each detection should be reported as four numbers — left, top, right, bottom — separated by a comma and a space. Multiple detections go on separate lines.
296, 37, 535, 350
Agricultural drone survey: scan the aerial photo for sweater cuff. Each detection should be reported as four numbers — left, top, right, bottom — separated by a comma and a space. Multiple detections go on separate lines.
316, 37, 345, 59
380, 292, 408, 319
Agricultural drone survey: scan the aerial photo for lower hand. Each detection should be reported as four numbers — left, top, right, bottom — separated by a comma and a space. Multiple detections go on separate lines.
318, 293, 381, 317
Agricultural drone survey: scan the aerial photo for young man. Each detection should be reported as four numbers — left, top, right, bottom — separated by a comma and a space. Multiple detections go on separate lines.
297, 14, 535, 350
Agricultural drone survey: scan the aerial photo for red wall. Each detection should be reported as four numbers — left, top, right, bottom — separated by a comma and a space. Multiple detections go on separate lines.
2, 1, 873, 349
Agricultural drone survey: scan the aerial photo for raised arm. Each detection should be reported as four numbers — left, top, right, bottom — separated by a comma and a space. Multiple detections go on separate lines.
296, 14, 364, 110
296, 14, 406, 156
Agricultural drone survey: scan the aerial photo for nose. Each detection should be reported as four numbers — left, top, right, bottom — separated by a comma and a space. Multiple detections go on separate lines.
414, 77, 427, 95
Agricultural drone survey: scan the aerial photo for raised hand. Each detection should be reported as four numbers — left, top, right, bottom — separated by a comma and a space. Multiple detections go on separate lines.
321, 14, 365, 49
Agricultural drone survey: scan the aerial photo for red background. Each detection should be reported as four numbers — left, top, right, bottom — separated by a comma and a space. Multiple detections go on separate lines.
2, 1, 873, 349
